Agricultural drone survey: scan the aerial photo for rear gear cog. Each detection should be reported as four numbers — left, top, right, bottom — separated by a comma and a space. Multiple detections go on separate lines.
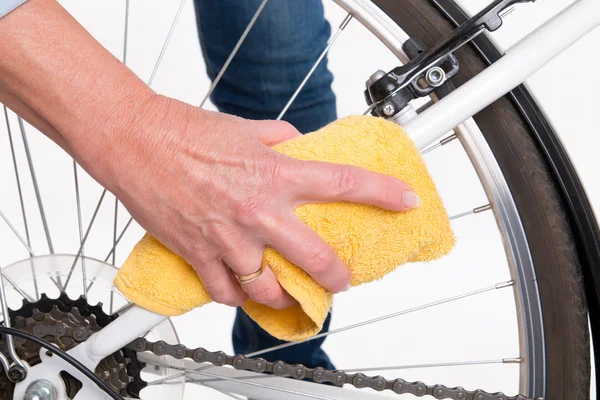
0, 293, 147, 399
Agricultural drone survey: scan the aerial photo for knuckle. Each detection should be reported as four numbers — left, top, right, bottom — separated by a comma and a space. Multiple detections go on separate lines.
307, 246, 334, 273
250, 285, 280, 305
205, 282, 241, 306
261, 155, 284, 182
379, 182, 393, 205
236, 199, 261, 223
335, 167, 360, 194
212, 291, 243, 307
276, 120, 295, 132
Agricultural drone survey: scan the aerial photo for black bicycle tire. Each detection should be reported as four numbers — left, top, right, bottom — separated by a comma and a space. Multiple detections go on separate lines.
370, 1, 592, 399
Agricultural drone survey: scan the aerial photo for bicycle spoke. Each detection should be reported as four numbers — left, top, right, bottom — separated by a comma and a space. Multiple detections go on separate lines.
0, 209, 36, 257
362, 103, 376, 116
149, 366, 336, 400
4, 107, 39, 300
85, 216, 134, 293
198, 383, 246, 400
421, 133, 458, 155
104, 0, 131, 313
2, 272, 34, 302
152, 357, 522, 387
148, 0, 187, 87
342, 357, 521, 373
18, 117, 54, 255
85, 216, 134, 295
449, 204, 492, 221
112, 0, 131, 262
103, 216, 133, 264
111, 301, 134, 316
18, 116, 60, 304
199, 0, 270, 108
72, 161, 89, 298
245, 281, 513, 358
109, 197, 118, 313
277, 14, 352, 121
4, 107, 32, 251
152, 281, 514, 387
62, 189, 107, 291
123, 0, 130, 65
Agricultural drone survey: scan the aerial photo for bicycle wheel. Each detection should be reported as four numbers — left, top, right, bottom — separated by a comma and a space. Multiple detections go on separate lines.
368, 1, 591, 399
0, 1, 594, 399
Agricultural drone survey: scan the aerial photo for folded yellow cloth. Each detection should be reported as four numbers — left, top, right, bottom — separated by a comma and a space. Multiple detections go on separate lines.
114, 115, 455, 341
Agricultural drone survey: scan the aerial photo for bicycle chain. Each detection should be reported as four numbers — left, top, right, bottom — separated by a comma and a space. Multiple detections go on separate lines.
126, 337, 543, 400
4, 303, 543, 400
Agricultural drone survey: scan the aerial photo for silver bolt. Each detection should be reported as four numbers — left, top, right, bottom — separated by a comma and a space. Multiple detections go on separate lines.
382, 104, 395, 116
25, 380, 57, 400
425, 66, 446, 87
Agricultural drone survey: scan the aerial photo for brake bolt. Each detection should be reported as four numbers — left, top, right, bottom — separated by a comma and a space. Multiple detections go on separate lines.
426, 66, 446, 87
382, 104, 395, 116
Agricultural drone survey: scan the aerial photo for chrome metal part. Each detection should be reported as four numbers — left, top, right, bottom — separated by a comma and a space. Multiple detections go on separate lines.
426, 66, 446, 87
24, 380, 57, 400
382, 104, 395, 116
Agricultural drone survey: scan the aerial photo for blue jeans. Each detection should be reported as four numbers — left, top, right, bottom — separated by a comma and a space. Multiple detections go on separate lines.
193, 0, 336, 369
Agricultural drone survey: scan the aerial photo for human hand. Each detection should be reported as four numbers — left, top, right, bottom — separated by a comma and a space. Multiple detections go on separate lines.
0, 0, 421, 310
76, 95, 421, 310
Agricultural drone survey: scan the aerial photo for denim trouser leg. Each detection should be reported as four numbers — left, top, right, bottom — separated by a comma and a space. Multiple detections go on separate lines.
193, 0, 337, 369
193, 0, 337, 133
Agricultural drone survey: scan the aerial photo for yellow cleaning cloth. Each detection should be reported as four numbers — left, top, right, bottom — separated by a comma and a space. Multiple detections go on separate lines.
114, 115, 455, 341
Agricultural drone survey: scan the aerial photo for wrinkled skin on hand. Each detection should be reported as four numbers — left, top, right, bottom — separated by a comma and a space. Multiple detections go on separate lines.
96, 96, 418, 310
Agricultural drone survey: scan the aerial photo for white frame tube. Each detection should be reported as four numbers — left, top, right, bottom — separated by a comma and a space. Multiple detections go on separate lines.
404, 0, 600, 150
70, 306, 167, 370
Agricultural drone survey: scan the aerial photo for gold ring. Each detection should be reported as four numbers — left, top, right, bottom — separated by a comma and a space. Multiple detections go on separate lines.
233, 265, 264, 285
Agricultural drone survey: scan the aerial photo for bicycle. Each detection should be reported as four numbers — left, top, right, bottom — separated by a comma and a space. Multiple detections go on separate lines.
0, 0, 599, 399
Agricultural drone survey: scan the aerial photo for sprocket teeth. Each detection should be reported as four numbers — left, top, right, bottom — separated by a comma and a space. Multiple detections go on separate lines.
0, 292, 147, 398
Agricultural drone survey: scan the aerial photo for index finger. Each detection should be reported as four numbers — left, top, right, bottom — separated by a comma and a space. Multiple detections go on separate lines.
291, 160, 420, 211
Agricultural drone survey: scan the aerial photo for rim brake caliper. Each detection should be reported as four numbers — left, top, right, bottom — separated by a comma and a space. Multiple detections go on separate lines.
364, 0, 535, 124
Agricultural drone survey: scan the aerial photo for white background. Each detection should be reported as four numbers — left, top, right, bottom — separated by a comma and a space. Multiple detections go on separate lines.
0, 0, 599, 399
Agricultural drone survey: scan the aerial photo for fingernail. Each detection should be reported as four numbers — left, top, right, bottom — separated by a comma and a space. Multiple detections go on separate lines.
403, 191, 420, 209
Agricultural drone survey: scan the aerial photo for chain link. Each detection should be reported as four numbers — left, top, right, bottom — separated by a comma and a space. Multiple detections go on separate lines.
127, 337, 542, 400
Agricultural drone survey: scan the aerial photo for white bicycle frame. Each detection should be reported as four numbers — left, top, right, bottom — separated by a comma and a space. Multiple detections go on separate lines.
10, 0, 600, 398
